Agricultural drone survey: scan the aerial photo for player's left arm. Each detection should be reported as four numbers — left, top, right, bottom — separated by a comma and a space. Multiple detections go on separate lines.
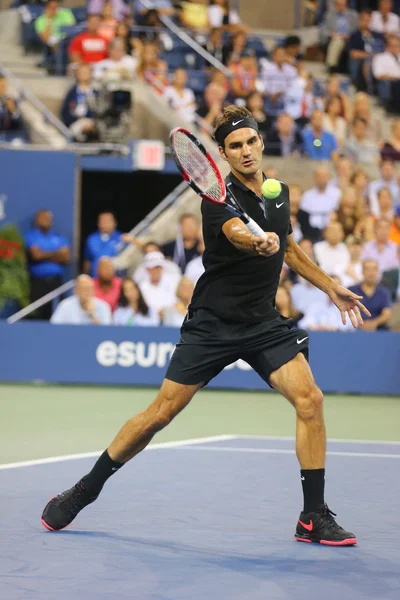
284, 233, 371, 328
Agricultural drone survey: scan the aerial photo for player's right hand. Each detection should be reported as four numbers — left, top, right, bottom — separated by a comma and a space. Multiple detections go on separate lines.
252, 233, 280, 257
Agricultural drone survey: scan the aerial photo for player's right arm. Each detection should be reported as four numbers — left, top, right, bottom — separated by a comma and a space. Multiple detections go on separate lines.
222, 218, 280, 257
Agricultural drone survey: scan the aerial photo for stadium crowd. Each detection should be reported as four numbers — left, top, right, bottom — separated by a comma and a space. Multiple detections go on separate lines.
5, 0, 400, 329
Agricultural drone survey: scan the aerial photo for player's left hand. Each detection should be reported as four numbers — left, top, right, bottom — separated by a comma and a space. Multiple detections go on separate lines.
328, 283, 371, 328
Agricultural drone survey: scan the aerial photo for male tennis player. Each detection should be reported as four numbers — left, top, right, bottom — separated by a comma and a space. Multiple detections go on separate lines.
42, 106, 370, 545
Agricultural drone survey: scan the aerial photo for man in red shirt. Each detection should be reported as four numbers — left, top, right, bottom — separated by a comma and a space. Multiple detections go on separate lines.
69, 13, 108, 65
93, 256, 122, 312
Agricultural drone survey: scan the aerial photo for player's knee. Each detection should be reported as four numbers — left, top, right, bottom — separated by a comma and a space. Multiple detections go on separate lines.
295, 386, 324, 421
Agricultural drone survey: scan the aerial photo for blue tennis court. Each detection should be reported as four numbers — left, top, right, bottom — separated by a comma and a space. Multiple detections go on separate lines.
1, 435, 400, 600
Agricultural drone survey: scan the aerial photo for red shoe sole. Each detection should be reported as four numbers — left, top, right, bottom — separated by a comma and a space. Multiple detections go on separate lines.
295, 535, 357, 546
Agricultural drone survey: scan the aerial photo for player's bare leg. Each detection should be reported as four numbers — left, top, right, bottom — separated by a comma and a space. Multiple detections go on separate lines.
269, 353, 356, 545
41, 379, 202, 531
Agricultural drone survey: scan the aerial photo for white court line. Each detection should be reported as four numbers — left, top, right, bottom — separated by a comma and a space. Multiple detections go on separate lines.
233, 434, 400, 446
0, 435, 236, 471
172, 446, 400, 459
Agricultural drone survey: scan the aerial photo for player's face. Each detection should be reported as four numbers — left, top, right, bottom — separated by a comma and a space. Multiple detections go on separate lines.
220, 128, 264, 177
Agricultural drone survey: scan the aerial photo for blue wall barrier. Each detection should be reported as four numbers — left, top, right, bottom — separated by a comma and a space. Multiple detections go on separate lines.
0, 322, 399, 395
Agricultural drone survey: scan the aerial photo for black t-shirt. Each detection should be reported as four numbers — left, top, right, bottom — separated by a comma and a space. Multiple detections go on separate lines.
161, 240, 199, 272
190, 173, 293, 323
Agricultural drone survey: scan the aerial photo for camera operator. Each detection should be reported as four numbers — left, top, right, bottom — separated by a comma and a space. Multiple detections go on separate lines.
60, 63, 99, 142
0, 76, 22, 133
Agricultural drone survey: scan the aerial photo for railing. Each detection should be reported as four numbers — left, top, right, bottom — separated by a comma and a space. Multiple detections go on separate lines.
6, 178, 189, 323
0, 63, 73, 142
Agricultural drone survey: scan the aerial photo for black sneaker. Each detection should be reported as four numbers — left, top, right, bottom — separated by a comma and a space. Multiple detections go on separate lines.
295, 504, 357, 546
41, 481, 98, 531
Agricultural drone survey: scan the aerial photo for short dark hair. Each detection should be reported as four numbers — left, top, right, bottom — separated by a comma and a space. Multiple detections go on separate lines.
284, 35, 301, 47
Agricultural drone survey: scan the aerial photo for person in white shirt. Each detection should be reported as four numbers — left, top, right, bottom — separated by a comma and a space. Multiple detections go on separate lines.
370, 0, 400, 35
164, 68, 196, 123
208, 0, 241, 29
132, 241, 182, 287
300, 166, 341, 234
93, 37, 137, 81
298, 297, 353, 331
290, 277, 326, 314
362, 218, 399, 275
163, 276, 194, 327
372, 35, 400, 108
314, 221, 350, 275
138, 251, 178, 315
113, 279, 160, 326
338, 235, 363, 288
51, 274, 111, 325
284, 72, 324, 123
261, 46, 297, 107
368, 159, 399, 216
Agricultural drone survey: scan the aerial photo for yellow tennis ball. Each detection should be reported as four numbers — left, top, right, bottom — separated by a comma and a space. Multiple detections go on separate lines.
262, 179, 282, 199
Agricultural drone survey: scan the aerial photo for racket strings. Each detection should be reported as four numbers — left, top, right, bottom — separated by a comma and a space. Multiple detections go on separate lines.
174, 132, 222, 201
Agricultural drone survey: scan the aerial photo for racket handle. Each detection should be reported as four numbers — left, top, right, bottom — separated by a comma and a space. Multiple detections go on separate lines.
246, 217, 267, 241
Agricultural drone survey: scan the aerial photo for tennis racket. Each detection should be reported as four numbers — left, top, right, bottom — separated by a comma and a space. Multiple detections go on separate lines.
169, 127, 267, 240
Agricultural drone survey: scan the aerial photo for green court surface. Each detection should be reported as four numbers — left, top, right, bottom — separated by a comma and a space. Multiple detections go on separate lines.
1, 383, 399, 464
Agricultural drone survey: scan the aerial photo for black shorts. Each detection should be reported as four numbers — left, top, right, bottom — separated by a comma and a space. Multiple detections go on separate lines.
165, 308, 309, 387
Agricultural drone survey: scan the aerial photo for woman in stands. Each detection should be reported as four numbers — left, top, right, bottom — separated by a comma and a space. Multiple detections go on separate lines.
324, 75, 352, 121
322, 96, 348, 147
223, 30, 248, 65
351, 168, 370, 204
115, 22, 143, 58
137, 41, 168, 94
352, 92, 383, 144
246, 90, 272, 140
208, 0, 244, 32
381, 118, 400, 162
162, 277, 194, 327
164, 68, 197, 123
330, 187, 365, 238
113, 279, 160, 326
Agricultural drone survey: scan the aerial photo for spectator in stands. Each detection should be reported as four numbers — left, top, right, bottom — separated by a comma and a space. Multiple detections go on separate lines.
97, 1, 118, 42
135, 0, 174, 19
246, 91, 272, 140
338, 234, 364, 288
376, 187, 395, 220
69, 13, 109, 67
196, 82, 227, 131
314, 221, 349, 275
332, 156, 354, 190
61, 64, 99, 142
115, 22, 143, 58
184, 231, 204, 284
348, 9, 385, 90
351, 167, 370, 203
84, 212, 124, 277
51, 274, 111, 325
93, 37, 137, 81
389, 205, 400, 244
163, 276, 195, 326
298, 275, 353, 331
113, 279, 160, 326
349, 259, 392, 330
372, 35, 400, 112
34, 0, 75, 70
301, 109, 339, 161
324, 74, 352, 121
164, 68, 196, 123
209, 68, 230, 94
381, 118, 400, 162
223, 30, 248, 66
162, 214, 200, 272
320, 0, 358, 73
138, 251, 178, 314
133, 242, 181, 286
139, 9, 174, 52
137, 41, 168, 93
25, 209, 70, 321
300, 165, 341, 240
204, 28, 224, 63
283, 35, 303, 67
330, 187, 364, 237
290, 275, 326, 314
288, 184, 304, 242
370, 0, 400, 36
264, 113, 303, 157
230, 49, 258, 101
284, 72, 324, 129
362, 219, 399, 276
0, 76, 22, 133
208, 0, 243, 31
322, 96, 348, 146
368, 160, 399, 216
275, 285, 303, 325
352, 92, 383, 144
343, 117, 380, 165
89, 0, 130, 22
178, 0, 209, 34
261, 45, 297, 108
93, 256, 122, 312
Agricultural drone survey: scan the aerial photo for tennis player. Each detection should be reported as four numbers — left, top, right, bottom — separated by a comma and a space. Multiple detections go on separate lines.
42, 106, 370, 545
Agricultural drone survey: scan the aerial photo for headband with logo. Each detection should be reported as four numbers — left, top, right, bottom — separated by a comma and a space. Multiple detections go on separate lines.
214, 116, 259, 147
